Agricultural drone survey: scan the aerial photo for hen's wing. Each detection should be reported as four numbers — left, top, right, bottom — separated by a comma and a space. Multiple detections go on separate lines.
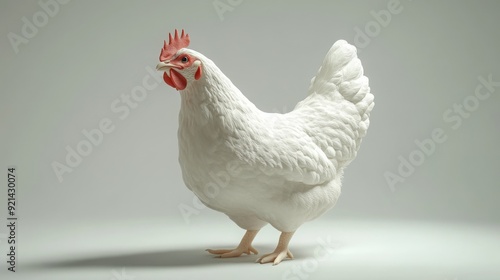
226, 111, 336, 186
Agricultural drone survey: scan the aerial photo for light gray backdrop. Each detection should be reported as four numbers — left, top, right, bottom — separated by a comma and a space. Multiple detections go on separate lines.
1, 1, 499, 279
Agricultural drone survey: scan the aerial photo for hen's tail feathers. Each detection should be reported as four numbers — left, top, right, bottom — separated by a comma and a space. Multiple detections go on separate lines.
308, 40, 374, 138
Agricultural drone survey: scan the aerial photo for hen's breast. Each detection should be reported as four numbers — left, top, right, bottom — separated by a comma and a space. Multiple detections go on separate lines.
178, 116, 264, 214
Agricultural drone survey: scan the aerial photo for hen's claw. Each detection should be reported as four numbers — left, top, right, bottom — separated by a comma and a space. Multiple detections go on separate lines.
206, 246, 258, 258
256, 249, 293, 265
257, 231, 295, 265
206, 229, 259, 258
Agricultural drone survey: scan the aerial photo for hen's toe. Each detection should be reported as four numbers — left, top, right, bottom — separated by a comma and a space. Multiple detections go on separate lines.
256, 249, 293, 265
206, 246, 258, 258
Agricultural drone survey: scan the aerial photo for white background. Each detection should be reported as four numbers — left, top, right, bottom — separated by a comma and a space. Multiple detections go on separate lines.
1, 1, 499, 279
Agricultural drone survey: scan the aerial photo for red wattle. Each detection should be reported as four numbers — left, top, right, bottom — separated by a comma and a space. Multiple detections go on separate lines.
170, 69, 187, 90
163, 71, 176, 89
163, 69, 187, 91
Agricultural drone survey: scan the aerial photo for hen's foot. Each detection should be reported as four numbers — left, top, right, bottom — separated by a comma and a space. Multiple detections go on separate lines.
256, 231, 295, 265
206, 229, 259, 258
206, 245, 258, 258
256, 248, 293, 265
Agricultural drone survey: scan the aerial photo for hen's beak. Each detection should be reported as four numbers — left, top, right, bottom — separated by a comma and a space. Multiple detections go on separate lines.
156, 61, 175, 71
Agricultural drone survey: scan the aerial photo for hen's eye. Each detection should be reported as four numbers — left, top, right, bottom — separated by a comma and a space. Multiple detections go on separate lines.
181, 56, 189, 63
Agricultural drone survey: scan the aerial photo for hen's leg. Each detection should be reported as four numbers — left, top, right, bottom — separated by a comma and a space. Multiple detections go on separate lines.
206, 229, 259, 258
256, 231, 295, 265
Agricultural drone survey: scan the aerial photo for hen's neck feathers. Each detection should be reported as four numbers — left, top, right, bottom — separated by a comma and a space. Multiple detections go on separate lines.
179, 51, 259, 127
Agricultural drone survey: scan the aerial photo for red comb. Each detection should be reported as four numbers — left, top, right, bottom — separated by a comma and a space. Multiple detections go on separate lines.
159, 29, 190, 61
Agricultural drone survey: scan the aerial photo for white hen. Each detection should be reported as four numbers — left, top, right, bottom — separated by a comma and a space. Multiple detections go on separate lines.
156, 29, 374, 265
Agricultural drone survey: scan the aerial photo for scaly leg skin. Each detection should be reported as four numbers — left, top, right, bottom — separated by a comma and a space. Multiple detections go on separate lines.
206, 229, 259, 258
257, 231, 295, 265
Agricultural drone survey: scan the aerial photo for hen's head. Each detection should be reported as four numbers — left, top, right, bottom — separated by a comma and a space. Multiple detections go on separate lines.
156, 29, 203, 91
